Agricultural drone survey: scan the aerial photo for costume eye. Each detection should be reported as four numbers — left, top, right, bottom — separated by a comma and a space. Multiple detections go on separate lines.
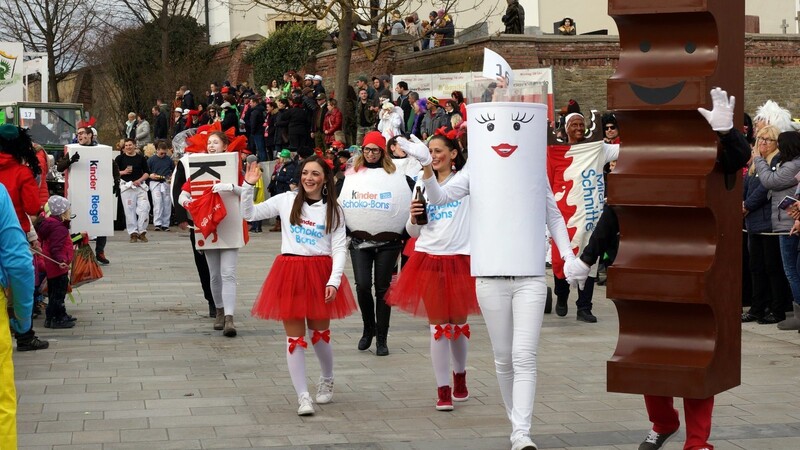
685, 42, 696, 54
513, 123, 520, 131
640, 40, 651, 52
487, 123, 495, 132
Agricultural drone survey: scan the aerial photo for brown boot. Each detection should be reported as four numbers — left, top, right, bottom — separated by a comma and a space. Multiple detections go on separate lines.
138, 231, 148, 243
213, 307, 225, 330
129, 232, 139, 243
223, 315, 237, 337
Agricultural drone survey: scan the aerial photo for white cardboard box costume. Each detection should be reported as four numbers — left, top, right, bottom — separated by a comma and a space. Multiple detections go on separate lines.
467, 102, 548, 276
338, 167, 411, 235
65, 144, 115, 237
180, 152, 245, 250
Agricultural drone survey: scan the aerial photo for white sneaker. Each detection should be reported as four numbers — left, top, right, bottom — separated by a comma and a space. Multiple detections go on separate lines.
316, 376, 334, 404
297, 392, 314, 416
511, 434, 538, 450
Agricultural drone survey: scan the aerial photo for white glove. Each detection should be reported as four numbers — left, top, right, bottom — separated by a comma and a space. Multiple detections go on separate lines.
212, 183, 234, 193
697, 87, 734, 132
396, 135, 432, 166
564, 256, 591, 290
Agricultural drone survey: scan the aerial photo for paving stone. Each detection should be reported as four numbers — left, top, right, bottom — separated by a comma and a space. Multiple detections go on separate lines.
13, 230, 800, 449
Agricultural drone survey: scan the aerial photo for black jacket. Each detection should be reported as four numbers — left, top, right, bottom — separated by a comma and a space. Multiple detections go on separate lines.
285, 105, 311, 136
153, 113, 169, 140
274, 109, 289, 146
221, 107, 238, 132
249, 103, 266, 136
181, 91, 196, 110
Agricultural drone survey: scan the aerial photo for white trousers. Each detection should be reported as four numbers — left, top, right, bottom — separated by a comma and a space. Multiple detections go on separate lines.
149, 181, 172, 227
120, 187, 150, 235
476, 276, 547, 441
204, 248, 239, 315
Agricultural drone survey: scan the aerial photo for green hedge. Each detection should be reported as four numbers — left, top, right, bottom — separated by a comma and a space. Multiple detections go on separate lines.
245, 23, 329, 89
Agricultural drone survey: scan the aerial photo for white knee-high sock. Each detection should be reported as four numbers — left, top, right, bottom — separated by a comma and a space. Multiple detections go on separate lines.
311, 329, 334, 379
286, 336, 308, 396
430, 324, 452, 387
450, 323, 470, 374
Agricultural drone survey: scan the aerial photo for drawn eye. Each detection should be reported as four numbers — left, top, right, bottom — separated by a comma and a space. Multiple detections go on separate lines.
640, 40, 651, 52
487, 123, 495, 131
685, 42, 696, 54
513, 123, 520, 131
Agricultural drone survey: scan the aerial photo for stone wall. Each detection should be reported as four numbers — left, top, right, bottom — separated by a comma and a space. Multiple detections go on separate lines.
313, 33, 800, 116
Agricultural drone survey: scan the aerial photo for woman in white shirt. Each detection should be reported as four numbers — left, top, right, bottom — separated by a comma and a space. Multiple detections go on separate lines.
386, 131, 478, 412
241, 155, 356, 417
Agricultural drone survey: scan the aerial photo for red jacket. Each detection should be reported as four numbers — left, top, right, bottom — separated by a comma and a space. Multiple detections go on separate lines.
36, 147, 50, 205
0, 152, 42, 232
35, 215, 73, 278
323, 108, 343, 145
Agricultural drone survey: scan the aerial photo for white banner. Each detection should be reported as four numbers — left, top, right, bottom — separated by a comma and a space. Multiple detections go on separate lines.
181, 152, 246, 250
393, 67, 554, 121
466, 102, 549, 276
0, 42, 24, 103
65, 145, 115, 237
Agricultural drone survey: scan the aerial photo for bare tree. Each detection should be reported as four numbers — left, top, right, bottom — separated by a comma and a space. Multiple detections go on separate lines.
117, 0, 199, 70
0, 0, 100, 102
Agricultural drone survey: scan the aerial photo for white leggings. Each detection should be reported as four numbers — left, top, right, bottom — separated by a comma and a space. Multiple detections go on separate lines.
476, 276, 547, 441
204, 248, 239, 315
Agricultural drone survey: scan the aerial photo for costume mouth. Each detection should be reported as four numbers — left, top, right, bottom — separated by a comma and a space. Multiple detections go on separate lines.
629, 81, 686, 105
491, 143, 518, 158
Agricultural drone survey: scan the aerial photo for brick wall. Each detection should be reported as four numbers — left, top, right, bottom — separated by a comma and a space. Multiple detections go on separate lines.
313, 33, 800, 116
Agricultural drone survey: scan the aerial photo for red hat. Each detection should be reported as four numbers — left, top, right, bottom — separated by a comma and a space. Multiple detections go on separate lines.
361, 131, 386, 151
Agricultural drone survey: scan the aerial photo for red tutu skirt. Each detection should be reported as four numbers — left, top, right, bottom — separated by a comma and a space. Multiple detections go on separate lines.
386, 252, 479, 322
251, 255, 357, 321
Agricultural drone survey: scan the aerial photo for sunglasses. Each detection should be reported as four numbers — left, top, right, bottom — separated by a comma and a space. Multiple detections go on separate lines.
605, 125, 617, 130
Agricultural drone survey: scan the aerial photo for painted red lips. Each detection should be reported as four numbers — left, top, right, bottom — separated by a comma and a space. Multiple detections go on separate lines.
491, 143, 518, 158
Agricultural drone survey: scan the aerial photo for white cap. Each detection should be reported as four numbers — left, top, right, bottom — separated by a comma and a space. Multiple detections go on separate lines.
313, 75, 323, 81
174, 107, 183, 113
304, 74, 314, 80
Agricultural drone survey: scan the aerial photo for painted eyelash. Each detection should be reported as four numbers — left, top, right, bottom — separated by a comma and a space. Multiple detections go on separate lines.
512, 112, 533, 123
475, 113, 495, 124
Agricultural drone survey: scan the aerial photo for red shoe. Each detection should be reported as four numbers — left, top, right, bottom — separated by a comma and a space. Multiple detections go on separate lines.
453, 371, 469, 401
436, 386, 454, 411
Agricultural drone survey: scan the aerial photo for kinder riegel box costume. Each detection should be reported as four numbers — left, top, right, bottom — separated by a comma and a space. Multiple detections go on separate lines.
466, 101, 550, 276
65, 144, 115, 237
180, 152, 246, 249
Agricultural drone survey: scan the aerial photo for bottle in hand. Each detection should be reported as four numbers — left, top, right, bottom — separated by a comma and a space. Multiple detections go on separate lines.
414, 186, 428, 225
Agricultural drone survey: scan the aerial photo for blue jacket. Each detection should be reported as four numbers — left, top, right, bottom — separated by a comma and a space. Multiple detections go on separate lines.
0, 182, 34, 325
743, 156, 779, 233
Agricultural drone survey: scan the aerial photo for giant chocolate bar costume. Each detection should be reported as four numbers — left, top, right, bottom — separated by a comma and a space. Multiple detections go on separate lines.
606, 0, 744, 398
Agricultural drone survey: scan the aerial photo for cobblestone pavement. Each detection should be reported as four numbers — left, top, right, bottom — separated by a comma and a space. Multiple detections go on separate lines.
13, 227, 800, 449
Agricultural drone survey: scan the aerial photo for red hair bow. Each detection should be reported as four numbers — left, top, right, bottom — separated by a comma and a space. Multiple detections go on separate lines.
453, 324, 470, 339
434, 324, 452, 340
434, 126, 458, 141
288, 336, 308, 353
312, 329, 330, 344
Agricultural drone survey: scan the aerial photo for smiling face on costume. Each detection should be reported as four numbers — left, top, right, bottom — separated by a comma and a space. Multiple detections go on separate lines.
206, 134, 227, 154
476, 110, 535, 158
301, 161, 326, 199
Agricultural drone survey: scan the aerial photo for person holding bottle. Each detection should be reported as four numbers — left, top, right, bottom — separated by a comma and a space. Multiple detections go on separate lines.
386, 130, 478, 411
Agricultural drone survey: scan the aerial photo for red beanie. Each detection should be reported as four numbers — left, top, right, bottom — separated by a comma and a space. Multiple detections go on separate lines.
361, 131, 386, 150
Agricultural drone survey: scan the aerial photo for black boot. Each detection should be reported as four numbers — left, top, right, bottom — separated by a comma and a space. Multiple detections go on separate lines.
358, 324, 375, 351
375, 328, 389, 356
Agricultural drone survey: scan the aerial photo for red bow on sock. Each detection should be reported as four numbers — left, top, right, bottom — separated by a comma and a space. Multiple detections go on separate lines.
288, 336, 308, 354
434, 324, 452, 340
312, 329, 330, 344
453, 324, 470, 339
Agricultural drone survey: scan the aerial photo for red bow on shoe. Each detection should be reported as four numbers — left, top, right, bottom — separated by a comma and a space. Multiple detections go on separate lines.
453, 324, 470, 339
312, 329, 330, 344
288, 336, 308, 354
434, 324, 452, 340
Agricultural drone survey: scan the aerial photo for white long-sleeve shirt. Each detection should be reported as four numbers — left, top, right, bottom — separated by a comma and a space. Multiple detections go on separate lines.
241, 184, 347, 288
407, 173, 470, 255
423, 165, 572, 276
